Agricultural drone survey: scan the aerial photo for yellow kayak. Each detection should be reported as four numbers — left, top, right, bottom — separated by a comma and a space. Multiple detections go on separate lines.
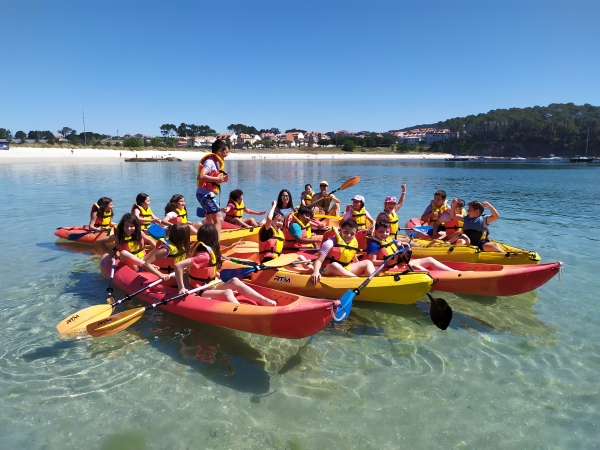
221, 260, 433, 304
409, 239, 541, 264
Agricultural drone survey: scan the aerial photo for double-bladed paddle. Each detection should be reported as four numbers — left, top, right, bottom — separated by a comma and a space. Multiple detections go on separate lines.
56, 273, 175, 334
307, 176, 361, 208
220, 253, 302, 282
86, 278, 223, 338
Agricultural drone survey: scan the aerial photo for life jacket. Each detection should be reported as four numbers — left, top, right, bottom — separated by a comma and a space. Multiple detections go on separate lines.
379, 210, 399, 235
115, 235, 145, 259
225, 199, 244, 221
324, 231, 359, 269
188, 241, 218, 287
283, 212, 315, 249
154, 238, 187, 274
443, 208, 466, 233
428, 202, 449, 225
462, 215, 489, 244
258, 226, 284, 261
196, 153, 226, 194
94, 207, 113, 227
350, 206, 368, 229
132, 204, 153, 230
168, 207, 188, 224
368, 235, 398, 260
303, 192, 313, 205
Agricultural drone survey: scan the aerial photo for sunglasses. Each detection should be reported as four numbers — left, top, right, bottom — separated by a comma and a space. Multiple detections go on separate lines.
320, 184, 327, 187
281, 195, 290, 198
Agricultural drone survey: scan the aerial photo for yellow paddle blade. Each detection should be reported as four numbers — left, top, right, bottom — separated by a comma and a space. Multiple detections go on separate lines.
56, 304, 114, 334
339, 176, 360, 190
262, 253, 299, 268
86, 308, 145, 338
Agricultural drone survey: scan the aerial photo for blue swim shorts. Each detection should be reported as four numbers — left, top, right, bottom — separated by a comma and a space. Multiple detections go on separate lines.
196, 191, 220, 216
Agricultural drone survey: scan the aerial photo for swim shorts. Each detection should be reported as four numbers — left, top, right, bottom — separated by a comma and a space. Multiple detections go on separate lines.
196, 191, 220, 216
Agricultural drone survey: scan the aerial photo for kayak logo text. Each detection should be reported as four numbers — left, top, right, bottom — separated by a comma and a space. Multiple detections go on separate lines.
273, 275, 291, 284
66, 314, 79, 324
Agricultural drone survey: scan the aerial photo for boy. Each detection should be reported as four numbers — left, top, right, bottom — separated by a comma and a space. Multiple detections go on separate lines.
196, 139, 229, 235
434, 198, 465, 243
222, 189, 266, 228
283, 205, 323, 249
450, 198, 504, 252
417, 189, 449, 239
310, 219, 375, 285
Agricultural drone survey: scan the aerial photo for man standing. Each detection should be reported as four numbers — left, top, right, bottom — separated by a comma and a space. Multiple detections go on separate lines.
196, 139, 229, 234
310, 180, 341, 216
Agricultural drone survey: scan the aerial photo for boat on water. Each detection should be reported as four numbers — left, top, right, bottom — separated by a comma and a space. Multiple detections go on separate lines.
540, 155, 567, 163
510, 155, 526, 161
445, 155, 470, 162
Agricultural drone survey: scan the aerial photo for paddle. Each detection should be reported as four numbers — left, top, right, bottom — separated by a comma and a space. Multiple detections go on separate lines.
398, 249, 453, 330
105, 252, 117, 301
220, 254, 302, 282
307, 176, 360, 208
334, 247, 406, 322
147, 223, 167, 239
86, 278, 223, 338
56, 274, 174, 334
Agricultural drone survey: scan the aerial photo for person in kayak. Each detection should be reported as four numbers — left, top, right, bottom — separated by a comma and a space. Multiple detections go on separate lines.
342, 195, 374, 230
366, 220, 456, 271
274, 189, 295, 218
196, 139, 229, 235
310, 219, 375, 285
89, 197, 116, 231
300, 184, 314, 206
222, 189, 266, 228
98, 213, 156, 270
131, 193, 165, 230
418, 190, 449, 238
377, 184, 407, 237
283, 205, 323, 250
450, 198, 504, 252
174, 223, 276, 306
433, 198, 466, 243
310, 180, 341, 216
162, 194, 201, 234
143, 223, 191, 280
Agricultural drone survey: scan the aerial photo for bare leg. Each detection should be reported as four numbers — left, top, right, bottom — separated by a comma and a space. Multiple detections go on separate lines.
349, 260, 376, 276
243, 218, 258, 227
204, 212, 224, 235
412, 257, 456, 271
327, 203, 341, 217
220, 277, 276, 306
119, 250, 145, 270
482, 242, 505, 253
323, 263, 358, 277
201, 288, 240, 304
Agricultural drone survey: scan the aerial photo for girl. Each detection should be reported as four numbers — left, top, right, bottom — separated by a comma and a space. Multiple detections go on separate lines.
300, 184, 314, 206
162, 194, 202, 234
222, 189, 266, 228
274, 189, 295, 218
377, 184, 407, 236
366, 220, 456, 271
89, 197, 115, 231
131, 193, 164, 230
342, 195, 374, 230
143, 223, 191, 281
174, 223, 276, 306
97, 213, 156, 270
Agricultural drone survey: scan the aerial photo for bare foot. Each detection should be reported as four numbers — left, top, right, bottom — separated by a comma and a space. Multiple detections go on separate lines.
258, 298, 277, 306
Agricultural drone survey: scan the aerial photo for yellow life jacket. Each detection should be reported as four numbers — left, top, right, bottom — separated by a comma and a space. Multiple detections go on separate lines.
154, 238, 187, 274
176, 207, 188, 224
225, 199, 244, 221
324, 231, 359, 269
116, 235, 145, 259
368, 235, 398, 260
381, 210, 399, 235
303, 192, 313, 205
94, 208, 113, 227
188, 241, 218, 287
132, 204, 153, 230
430, 202, 449, 225
351, 206, 367, 229
196, 153, 226, 193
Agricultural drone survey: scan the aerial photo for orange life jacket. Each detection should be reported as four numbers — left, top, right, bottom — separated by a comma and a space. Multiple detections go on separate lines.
188, 241, 217, 287
196, 153, 226, 194
258, 226, 284, 261
324, 231, 359, 269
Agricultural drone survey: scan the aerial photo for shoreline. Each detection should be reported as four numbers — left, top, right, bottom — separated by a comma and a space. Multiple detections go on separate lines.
0, 147, 453, 164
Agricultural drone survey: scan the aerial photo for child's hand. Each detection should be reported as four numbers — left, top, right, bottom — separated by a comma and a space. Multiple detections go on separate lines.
452, 198, 458, 205
481, 201, 490, 208
401, 184, 406, 193
178, 287, 188, 295
271, 200, 277, 206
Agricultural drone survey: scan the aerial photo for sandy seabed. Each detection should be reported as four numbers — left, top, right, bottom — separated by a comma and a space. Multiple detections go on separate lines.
0, 147, 452, 164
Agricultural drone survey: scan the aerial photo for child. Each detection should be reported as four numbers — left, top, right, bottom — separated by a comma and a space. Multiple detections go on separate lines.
162, 194, 201, 234
98, 213, 156, 270
89, 197, 115, 231
196, 139, 230, 234
434, 198, 465, 243
222, 189, 266, 228
131, 193, 164, 230
342, 195, 374, 230
274, 189, 295, 218
143, 223, 191, 280
366, 220, 456, 271
174, 223, 276, 306
300, 184, 314, 206
377, 184, 407, 236
310, 219, 375, 285
417, 190, 449, 239
283, 205, 323, 249
450, 199, 504, 252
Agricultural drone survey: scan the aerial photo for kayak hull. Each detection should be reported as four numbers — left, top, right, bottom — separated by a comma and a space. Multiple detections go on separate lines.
221, 260, 433, 304
55, 226, 113, 245
99, 254, 337, 339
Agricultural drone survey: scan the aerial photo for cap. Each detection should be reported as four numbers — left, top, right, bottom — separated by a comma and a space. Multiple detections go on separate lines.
319, 180, 329, 186
376, 212, 389, 222
385, 196, 397, 203
352, 195, 365, 202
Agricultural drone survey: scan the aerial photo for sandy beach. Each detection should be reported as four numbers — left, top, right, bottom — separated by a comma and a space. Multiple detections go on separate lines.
0, 146, 452, 164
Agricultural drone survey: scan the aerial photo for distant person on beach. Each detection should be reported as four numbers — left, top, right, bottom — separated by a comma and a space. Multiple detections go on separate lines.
89, 197, 115, 231
221, 189, 266, 228
310, 180, 341, 216
377, 184, 407, 236
71, 149, 73, 155
450, 199, 504, 252
196, 139, 229, 235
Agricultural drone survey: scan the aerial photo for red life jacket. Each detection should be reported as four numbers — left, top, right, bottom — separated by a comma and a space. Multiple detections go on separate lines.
188, 241, 217, 287
258, 226, 284, 261
196, 153, 226, 194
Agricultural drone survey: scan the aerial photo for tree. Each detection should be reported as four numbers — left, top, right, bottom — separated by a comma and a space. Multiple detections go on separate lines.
285, 128, 306, 133
342, 140, 355, 152
67, 133, 80, 145
177, 123, 189, 137
159, 124, 177, 140
15, 131, 26, 141
317, 139, 330, 146
258, 127, 280, 135
151, 137, 164, 147
58, 127, 74, 138
227, 123, 259, 135
123, 137, 144, 148
0, 128, 9, 140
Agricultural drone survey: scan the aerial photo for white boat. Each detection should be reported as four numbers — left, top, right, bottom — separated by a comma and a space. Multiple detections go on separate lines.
540, 155, 567, 162
445, 155, 470, 161
510, 155, 526, 161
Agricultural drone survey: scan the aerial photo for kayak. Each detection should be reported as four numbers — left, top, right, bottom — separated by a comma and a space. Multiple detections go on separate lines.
55, 226, 114, 245
99, 253, 338, 339
220, 259, 433, 304
391, 261, 562, 296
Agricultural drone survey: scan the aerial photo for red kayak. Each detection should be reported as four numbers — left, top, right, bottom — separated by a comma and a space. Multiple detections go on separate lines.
99, 253, 339, 339
55, 226, 113, 244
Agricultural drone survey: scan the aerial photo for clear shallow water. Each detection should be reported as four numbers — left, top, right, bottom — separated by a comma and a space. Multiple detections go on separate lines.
0, 159, 599, 449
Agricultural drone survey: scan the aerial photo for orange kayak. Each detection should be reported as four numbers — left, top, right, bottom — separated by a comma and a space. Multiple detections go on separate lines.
55, 226, 113, 244
99, 253, 338, 339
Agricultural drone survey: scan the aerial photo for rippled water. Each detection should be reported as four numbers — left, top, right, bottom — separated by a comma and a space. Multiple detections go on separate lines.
0, 158, 598, 449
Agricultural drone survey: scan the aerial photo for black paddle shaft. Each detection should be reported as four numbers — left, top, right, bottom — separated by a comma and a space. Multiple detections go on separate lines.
352, 249, 403, 295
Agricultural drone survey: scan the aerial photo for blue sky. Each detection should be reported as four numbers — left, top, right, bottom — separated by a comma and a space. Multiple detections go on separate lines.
2, 0, 599, 137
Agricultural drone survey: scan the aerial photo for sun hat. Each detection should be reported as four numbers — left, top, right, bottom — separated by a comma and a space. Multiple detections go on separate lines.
319, 180, 329, 186
351, 195, 365, 203
385, 196, 397, 203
